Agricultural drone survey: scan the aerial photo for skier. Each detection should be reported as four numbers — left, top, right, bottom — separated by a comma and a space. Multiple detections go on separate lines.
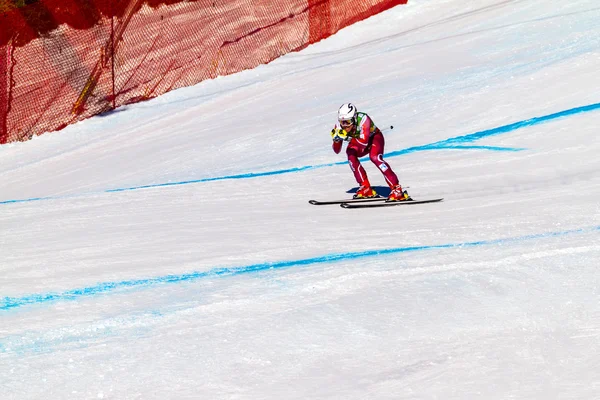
331, 103, 410, 201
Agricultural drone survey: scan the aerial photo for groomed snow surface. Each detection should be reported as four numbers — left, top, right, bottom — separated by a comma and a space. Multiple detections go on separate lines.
1, 0, 600, 398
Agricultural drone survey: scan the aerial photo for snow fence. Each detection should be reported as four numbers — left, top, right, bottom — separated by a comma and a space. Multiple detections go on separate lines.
0, 0, 407, 143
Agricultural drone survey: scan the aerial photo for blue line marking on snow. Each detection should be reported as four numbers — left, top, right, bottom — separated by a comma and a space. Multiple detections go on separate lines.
0, 197, 51, 204
1, 101, 598, 205
2, 225, 598, 312
104, 165, 319, 192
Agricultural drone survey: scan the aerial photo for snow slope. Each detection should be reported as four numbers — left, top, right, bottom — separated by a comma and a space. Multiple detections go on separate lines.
1, 0, 600, 398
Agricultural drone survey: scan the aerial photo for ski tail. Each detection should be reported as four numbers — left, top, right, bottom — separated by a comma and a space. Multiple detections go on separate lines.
309, 196, 385, 206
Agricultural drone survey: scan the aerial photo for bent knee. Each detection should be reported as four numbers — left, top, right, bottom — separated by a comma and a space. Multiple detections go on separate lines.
370, 153, 384, 164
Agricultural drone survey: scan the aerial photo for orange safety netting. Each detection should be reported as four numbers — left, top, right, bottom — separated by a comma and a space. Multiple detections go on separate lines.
0, 0, 407, 144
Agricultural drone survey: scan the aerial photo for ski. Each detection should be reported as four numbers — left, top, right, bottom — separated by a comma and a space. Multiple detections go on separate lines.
309, 196, 386, 206
340, 198, 444, 209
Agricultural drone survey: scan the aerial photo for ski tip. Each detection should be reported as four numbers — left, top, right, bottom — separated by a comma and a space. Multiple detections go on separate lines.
340, 203, 351, 208
309, 200, 318, 205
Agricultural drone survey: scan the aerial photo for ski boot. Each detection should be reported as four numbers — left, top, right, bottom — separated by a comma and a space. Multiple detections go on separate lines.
353, 184, 378, 199
387, 185, 411, 202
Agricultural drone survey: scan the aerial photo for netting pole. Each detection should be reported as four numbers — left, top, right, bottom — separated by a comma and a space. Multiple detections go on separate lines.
111, 14, 116, 110
0, 39, 13, 144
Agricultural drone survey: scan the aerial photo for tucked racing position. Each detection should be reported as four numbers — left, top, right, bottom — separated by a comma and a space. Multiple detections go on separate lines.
331, 103, 410, 201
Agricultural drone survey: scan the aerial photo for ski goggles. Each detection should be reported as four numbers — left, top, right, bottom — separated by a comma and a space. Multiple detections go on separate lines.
339, 119, 354, 128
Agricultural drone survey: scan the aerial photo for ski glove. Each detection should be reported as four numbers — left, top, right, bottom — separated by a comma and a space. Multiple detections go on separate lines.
331, 127, 348, 142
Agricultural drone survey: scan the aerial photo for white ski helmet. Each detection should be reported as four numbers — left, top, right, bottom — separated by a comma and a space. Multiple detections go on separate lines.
338, 103, 357, 125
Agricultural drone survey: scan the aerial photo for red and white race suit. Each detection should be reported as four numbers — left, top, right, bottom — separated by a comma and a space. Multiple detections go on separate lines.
332, 112, 399, 188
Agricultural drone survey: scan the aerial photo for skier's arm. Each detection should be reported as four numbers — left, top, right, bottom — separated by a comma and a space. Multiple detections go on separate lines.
332, 139, 342, 154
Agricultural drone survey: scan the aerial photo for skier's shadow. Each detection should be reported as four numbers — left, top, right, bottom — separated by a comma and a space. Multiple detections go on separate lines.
346, 185, 391, 197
